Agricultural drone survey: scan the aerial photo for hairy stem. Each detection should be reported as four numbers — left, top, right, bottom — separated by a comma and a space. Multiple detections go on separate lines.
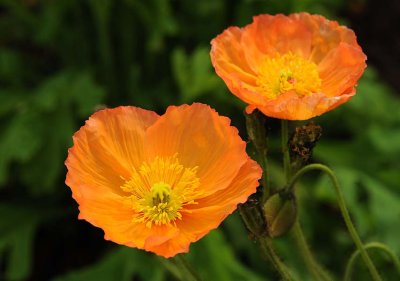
291, 222, 333, 281
245, 111, 270, 200
259, 237, 296, 281
344, 242, 400, 281
170, 254, 203, 281
285, 163, 382, 281
281, 120, 332, 281
281, 120, 291, 179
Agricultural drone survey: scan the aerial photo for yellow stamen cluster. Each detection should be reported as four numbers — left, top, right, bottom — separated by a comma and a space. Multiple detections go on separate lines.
121, 155, 200, 228
257, 52, 321, 99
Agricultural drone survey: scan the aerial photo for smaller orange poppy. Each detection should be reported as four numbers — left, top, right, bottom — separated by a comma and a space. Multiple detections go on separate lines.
210, 13, 367, 120
65, 103, 262, 258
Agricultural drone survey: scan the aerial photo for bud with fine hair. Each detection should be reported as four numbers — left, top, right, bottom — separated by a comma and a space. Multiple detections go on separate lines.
263, 192, 297, 238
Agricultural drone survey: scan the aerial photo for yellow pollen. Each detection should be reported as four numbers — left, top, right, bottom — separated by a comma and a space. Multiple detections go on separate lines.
120, 155, 201, 228
256, 52, 321, 99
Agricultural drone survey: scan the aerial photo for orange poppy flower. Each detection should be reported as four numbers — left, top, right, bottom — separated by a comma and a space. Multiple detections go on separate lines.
65, 103, 262, 258
210, 13, 367, 120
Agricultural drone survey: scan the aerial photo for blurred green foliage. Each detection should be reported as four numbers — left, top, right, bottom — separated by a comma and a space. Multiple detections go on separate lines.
0, 0, 399, 280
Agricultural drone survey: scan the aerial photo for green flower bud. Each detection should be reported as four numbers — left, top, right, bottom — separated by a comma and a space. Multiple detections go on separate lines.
263, 192, 297, 238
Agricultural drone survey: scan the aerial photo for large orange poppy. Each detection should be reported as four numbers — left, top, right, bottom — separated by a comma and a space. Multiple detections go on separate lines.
65, 103, 262, 258
210, 13, 367, 120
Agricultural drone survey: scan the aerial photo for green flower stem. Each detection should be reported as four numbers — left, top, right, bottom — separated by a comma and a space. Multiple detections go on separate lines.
239, 197, 294, 280
259, 148, 270, 201
243, 115, 295, 280
259, 237, 296, 281
344, 242, 400, 281
158, 257, 182, 279
281, 120, 291, 179
170, 254, 203, 281
281, 120, 332, 281
245, 111, 270, 200
291, 222, 333, 281
285, 163, 382, 281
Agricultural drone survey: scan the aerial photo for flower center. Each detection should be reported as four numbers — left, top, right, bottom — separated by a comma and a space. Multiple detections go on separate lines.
256, 52, 321, 99
121, 156, 200, 228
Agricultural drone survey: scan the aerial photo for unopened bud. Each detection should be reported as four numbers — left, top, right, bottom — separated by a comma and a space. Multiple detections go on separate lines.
263, 192, 297, 238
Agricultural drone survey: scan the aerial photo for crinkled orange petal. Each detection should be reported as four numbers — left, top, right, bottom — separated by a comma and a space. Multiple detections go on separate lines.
318, 42, 367, 97
65, 106, 160, 247
193, 158, 261, 209
291, 13, 361, 63
144, 103, 248, 198
210, 15, 313, 109
105, 219, 179, 251
252, 41, 367, 119
77, 193, 153, 248
145, 159, 262, 257
211, 26, 255, 75
66, 103, 262, 258
143, 232, 192, 258
66, 107, 159, 195
210, 27, 264, 107
210, 13, 367, 120
244, 14, 312, 58
250, 91, 353, 120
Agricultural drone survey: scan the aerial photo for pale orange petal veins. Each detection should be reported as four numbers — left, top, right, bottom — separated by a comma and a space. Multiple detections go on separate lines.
210, 13, 367, 120
65, 106, 160, 248
318, 42, 367, 97
78, 192, 182, 255
66, 103, 262, 258
291, 13, 360, 63
76, 191, 180, 250
105, 220, 179, 251
253, 91, 354, 120
210, 27, 264, 106
211, 26, 255, 75
144, 103, 248, 198
182, 158, 261, 233
245, 14, 312, 58
66, 106, 159, 198
145, 159, 261, 258
78, 194, 147, 246
144, 234, 192, 258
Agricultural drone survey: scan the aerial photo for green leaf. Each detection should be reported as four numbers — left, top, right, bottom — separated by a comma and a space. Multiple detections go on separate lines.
88, 0, 113, 24
361, 176, 400, 253
23, 71, 103, 193
20, 108, 74, 194
189, 230, 265, 281
124, 0, 178, 53
367, 125, 400, 156
172, 46, 222, 102
0, 90, 24, 116
0, 48, 24, 84
6, 221, 36, 280
53, 247, 166, 281
68, 72, 106, 116
0, 111, 44, 184
34, 70, 105, 116
313, 167, 400, 249
0, 203, 63, 281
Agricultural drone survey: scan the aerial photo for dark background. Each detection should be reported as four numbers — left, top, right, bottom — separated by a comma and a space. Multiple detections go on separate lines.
1, 0, 399, 280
